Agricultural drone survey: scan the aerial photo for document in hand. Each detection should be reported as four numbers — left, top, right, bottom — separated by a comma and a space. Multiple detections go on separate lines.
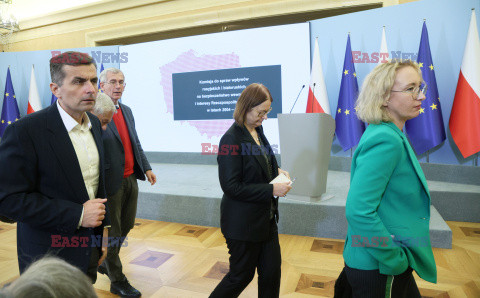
269, 173, 292, 185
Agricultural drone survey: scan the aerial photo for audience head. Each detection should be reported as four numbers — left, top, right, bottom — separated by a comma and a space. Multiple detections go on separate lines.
0, 257, 97, 298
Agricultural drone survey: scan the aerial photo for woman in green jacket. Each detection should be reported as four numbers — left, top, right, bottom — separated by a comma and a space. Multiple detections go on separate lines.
339, 60, 437, 297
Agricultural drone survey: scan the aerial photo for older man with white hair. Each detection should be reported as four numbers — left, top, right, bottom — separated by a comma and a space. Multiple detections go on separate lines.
92, 92, 116, 130
97, 67, 156, 298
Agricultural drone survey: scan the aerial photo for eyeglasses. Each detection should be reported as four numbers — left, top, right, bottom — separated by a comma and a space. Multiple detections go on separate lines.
391, 82, 427, 100
106, 80, 126, 87
256, 107, 272, 118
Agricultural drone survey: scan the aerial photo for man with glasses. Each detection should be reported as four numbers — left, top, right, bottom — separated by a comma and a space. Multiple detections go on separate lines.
98, 68, 157, 298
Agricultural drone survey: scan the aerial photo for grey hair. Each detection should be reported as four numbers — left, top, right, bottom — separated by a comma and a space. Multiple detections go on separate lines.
93, 92, 116, 116
2, 257, 97, 298
99, 67, 124, 83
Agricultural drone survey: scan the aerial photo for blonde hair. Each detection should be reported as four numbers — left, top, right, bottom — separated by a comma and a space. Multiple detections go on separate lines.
355, 60, 422, 124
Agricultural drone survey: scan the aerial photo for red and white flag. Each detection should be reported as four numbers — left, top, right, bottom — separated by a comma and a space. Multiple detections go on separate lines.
378, 26, 389, 64
306, 38, 330, 114
449, 10, 480, 158
27, 65, 42, 114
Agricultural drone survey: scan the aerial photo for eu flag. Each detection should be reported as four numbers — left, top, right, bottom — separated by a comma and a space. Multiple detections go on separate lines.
0, 68, 21, 137
405, 21, 446, 155
98, 63, 104, 92
335, 34, 365, 151
50, 93, 57, 105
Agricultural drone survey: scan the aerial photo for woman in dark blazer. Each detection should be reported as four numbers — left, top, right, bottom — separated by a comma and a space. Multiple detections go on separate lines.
336, 60, 437, 297
210, 83, 292, 298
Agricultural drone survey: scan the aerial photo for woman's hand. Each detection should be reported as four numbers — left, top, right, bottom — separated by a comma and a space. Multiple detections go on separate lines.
278, 168, 291, 180
273, 182, 292, 197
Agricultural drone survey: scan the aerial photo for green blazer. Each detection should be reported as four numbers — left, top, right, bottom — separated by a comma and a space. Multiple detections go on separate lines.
343, 122, 437, 283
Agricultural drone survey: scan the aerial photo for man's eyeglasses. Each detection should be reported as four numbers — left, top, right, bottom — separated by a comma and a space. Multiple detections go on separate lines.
257, 107, 272, 118
391, 82, 427, 100
106, 80, 126, 87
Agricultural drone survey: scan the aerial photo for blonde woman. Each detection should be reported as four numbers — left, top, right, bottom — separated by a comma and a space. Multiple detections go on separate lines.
336, 60, 436, 297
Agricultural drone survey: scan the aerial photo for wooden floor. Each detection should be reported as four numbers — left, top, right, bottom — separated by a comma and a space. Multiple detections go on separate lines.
0, 220, 479, 297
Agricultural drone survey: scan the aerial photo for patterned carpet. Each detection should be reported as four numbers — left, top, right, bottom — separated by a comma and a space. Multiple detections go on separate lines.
0, 220, 479, 297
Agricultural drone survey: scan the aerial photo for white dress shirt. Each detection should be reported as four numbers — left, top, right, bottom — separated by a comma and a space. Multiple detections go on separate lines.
57, 100, 99, 227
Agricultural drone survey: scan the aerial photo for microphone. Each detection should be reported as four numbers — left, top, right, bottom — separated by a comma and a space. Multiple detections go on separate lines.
311, 83, 316, 112
289, 85, 305, 114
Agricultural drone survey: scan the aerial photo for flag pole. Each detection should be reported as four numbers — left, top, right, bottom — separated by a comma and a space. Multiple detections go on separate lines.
472, 7, 477, 169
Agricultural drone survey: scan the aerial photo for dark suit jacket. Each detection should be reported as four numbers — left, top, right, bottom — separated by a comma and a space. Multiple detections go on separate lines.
0, 104, 108, 273
103, 103, 151, 196
217, 122, 279, 242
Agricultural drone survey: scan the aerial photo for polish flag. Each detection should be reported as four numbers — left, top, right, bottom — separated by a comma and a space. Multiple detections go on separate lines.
27, 65, 42, 114
378, 26, 389, 64
449, 10, 480, 158
306, 38, 330, 114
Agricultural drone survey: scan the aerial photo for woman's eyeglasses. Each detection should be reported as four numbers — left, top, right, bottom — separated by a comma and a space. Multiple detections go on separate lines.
257, 107, 273, 117
391, 82, 427, 100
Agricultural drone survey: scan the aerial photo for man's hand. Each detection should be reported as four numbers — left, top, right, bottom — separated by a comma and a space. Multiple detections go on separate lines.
98, 228, 108, 266
81, 198, 107, 228
146, 170, 157, 185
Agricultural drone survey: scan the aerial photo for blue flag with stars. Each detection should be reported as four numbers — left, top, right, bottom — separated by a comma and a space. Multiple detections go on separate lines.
405, 22, 446, 155
50, 93, 57, 105
335, 34, 365, 151
98, 63, 104, 92
0, 68, 21, 137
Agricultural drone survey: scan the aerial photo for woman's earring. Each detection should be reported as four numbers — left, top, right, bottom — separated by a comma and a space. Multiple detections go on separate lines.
382, 98, 390, 107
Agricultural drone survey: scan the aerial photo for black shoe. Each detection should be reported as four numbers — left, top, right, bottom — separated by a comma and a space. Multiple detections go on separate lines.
97, 265, 109, 278
110, 280, 141, 298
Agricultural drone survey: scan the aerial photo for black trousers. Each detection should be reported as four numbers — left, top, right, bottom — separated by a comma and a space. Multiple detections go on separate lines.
99, 175, 138, 283
210, 221, 281, 298
87, 247, 101, 283
342, 264, 421, 298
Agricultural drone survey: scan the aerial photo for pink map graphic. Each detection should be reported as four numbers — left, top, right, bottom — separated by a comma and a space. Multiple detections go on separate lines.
160, 50, 240, 138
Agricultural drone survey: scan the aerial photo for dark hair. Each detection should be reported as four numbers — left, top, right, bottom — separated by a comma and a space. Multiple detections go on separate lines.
233, 83, 273, 125
50, 51, 97, 86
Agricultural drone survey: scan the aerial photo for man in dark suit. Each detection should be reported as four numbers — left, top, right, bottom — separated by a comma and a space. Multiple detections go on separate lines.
98, 67, 156, 298
0, 51, 109, 282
